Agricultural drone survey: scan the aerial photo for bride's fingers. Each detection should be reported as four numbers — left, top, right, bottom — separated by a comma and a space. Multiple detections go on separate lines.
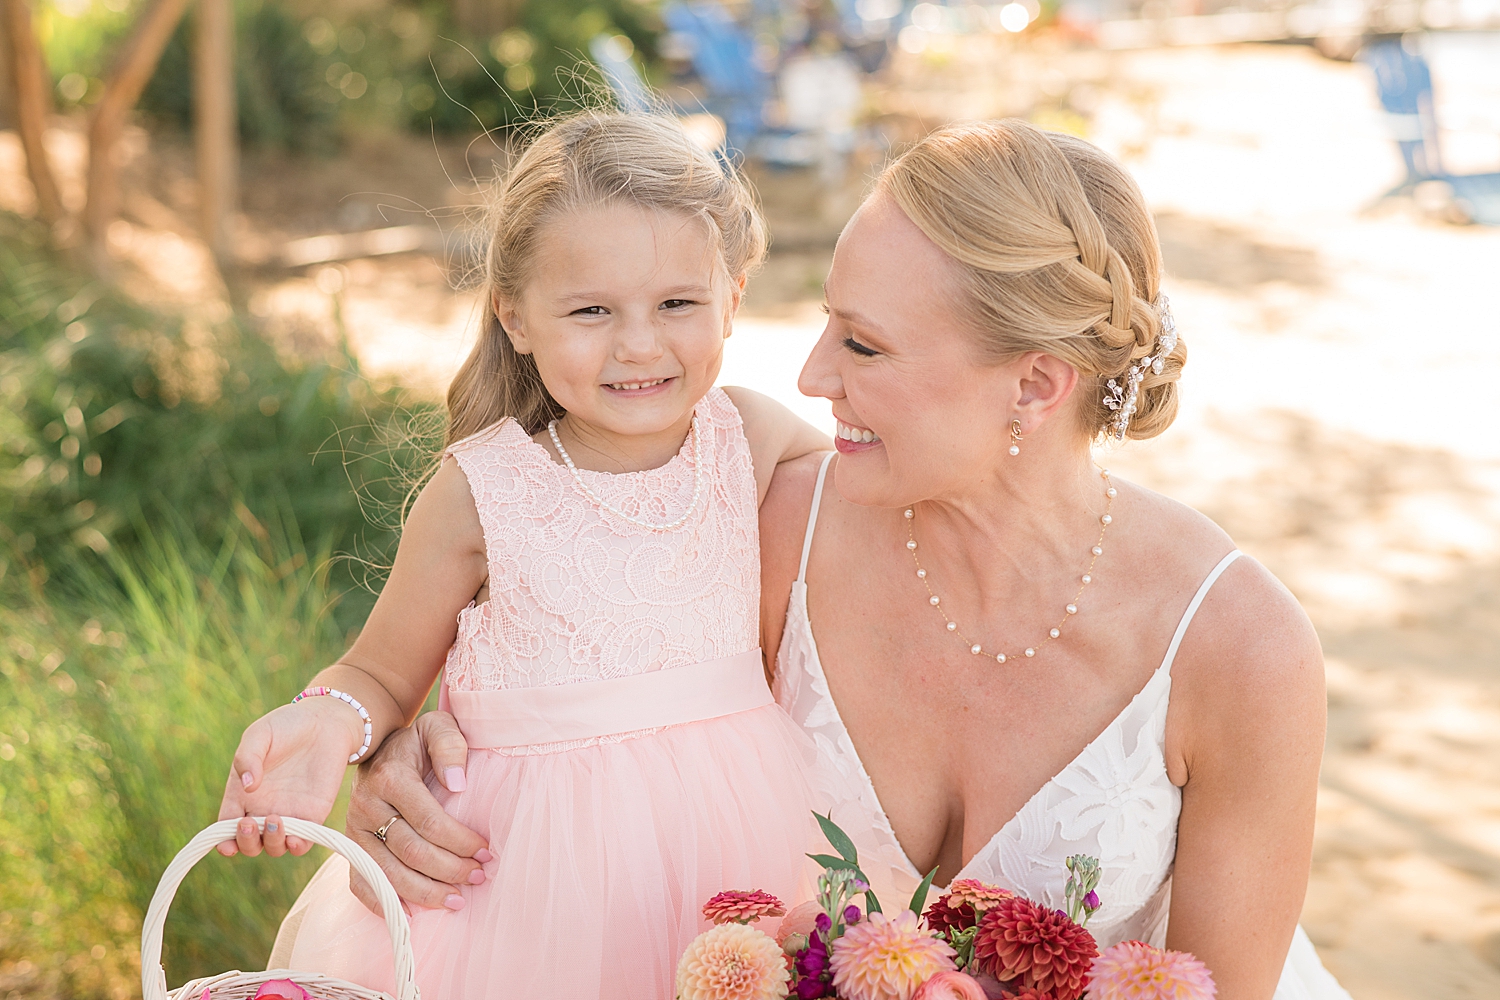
383, 818, 486, 887
347, 814, 466, 912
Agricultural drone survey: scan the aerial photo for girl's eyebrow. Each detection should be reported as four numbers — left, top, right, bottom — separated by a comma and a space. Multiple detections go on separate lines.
555, 283, 714, 303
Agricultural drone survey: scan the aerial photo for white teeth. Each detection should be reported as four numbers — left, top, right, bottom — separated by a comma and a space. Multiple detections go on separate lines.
836, 420, 880, 443
608, 379, 667, 390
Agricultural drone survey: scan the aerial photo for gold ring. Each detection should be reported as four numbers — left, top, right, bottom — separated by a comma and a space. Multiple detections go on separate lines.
374, 815, 401, 843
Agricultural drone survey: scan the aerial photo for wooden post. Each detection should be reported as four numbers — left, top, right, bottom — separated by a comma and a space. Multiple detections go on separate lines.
1, 0, 63, 223
84, 0, 192, 270
194, 0, 235, 263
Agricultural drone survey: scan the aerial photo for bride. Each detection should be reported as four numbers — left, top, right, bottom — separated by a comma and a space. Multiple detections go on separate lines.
273, 120, 1352, 1000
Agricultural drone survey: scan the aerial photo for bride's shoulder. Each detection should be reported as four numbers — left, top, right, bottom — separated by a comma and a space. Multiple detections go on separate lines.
1121, 479, 1323, 721
1122, 486, 1325, 773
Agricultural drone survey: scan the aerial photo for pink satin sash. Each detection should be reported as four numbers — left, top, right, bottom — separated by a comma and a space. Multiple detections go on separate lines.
440, 649, 771, 749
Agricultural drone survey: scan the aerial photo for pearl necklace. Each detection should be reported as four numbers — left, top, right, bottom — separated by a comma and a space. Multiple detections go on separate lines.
905, 468, 1116, 664
546, 417, 705, 532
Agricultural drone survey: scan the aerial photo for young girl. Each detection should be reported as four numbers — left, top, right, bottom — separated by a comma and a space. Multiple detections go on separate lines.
215, 111, 828, 999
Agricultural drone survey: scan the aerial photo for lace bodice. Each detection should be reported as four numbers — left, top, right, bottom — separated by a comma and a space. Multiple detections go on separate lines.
441, 388, 760, 693
773, 453, 1240, 950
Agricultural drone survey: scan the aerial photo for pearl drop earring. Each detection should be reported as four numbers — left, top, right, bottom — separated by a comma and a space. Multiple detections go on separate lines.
1009, 419, 1023, 457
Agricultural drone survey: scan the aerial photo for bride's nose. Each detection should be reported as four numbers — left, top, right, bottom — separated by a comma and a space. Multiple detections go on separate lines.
798, 324, 844, 401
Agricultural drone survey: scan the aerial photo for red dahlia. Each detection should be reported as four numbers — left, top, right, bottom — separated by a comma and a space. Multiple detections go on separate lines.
924, 894, 978, 934
973, 897, 1097, 1000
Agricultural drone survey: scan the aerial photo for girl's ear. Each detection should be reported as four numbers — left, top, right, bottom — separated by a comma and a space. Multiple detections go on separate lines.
723, 272, 748, 339
493, 291, 531, 354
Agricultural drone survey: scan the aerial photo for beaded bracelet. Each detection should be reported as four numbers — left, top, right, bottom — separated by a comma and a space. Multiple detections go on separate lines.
291, 687, 373, 763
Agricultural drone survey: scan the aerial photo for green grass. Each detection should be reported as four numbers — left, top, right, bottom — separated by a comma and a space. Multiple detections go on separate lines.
0, 209, 438, 996
1, 521, 348, 996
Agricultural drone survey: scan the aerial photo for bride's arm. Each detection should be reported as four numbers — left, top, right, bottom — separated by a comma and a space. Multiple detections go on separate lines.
1165, 556, 1327, 1000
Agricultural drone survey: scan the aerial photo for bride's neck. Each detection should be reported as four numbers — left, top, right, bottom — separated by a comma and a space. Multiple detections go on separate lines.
911, 448, 1111, 597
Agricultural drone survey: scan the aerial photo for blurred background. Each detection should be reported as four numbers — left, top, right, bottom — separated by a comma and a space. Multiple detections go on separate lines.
2, 1, 1498, 998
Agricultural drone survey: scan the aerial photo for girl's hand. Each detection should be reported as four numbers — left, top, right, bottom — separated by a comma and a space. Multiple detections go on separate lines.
215, 698, 365, 857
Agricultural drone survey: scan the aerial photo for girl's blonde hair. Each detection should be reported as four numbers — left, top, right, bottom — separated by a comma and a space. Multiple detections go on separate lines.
446, 111, 768, 444
878, 119, 1183, 440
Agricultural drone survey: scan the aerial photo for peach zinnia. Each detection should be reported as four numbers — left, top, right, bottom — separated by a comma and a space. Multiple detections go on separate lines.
676, 923, 792, 1000
830, 909, 957, 1000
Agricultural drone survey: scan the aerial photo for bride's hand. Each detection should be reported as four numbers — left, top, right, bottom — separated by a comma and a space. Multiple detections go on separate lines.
215, 698, 365, 858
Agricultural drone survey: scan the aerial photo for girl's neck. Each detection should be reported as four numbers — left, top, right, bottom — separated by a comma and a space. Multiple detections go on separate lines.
541, 410, 696, 474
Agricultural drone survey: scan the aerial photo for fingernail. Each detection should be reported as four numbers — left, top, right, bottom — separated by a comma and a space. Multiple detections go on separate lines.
474, 848, 494, 864
444, 767, 467, 792
468, 869, 486, 885
443, 894, 466, 911
241, 772, 254, 789
266, 821, 278, 833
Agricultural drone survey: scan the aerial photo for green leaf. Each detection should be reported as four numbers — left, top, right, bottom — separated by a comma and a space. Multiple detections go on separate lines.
807, 853, 860, 872
908, 866, 939, 916
864, 887, 883, 915
813, 810, 860, 865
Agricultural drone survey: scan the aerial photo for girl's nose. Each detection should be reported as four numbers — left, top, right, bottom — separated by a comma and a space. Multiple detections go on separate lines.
798, 323, 844, 401
613, 317, 665, 364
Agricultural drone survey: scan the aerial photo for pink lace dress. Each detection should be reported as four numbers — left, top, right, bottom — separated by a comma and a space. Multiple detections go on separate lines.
273, 389, 816, 999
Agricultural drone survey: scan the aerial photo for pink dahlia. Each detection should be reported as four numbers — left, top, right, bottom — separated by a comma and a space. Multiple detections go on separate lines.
909, 970, 988, 1000
705, 890, 789, 926
830, 909, 957, 1000
677, 923, 793, 1000
1088, 941, 1216, 1000
973, 897, 1097, 1000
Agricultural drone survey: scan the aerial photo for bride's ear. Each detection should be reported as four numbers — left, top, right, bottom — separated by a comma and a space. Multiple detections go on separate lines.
1013, 353, 1080, 431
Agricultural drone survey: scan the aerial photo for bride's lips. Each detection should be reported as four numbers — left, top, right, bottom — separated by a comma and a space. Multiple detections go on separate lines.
601, 376, 677, 397
834, 418, 882, 454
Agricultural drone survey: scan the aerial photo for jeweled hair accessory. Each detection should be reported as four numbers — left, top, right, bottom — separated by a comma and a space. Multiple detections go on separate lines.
1103, 293, 1178, 441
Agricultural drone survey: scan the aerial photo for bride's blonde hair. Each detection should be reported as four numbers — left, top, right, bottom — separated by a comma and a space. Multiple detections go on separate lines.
879, 119, 1184, 440
446, 111, 768, 444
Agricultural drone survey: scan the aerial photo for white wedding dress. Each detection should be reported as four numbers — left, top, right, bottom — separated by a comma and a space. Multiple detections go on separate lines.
773, 454, 1352, 1000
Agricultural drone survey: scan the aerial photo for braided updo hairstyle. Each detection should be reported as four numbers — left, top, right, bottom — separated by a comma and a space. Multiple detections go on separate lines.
878, 119, 1184, 440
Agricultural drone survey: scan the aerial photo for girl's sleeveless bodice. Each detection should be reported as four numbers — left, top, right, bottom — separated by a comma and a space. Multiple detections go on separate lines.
443, 387, 760, 694
774, 453, 1352, 1000
276, 389, 818, 1000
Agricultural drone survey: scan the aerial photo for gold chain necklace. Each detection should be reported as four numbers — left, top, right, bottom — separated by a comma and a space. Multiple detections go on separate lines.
904, 468, 1116, 664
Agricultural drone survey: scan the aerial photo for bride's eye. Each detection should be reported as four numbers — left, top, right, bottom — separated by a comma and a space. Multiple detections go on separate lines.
842, 336, 878, 357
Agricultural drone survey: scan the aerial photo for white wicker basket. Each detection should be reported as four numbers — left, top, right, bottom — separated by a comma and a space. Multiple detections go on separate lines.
141, 817, 419, 1000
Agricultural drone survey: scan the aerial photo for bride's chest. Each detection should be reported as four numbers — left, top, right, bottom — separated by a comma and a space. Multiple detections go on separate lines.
807, 594, 1183, 881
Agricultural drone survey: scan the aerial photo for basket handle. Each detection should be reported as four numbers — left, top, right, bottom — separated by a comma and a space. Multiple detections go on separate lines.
140, 817, 419, 1000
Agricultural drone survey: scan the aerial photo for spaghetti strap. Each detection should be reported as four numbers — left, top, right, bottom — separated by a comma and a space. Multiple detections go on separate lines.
797, 453, 836, 583
1160, 549, 1242, 675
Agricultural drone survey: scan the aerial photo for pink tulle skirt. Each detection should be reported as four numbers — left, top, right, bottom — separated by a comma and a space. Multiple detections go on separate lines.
273, 703, 817, 1000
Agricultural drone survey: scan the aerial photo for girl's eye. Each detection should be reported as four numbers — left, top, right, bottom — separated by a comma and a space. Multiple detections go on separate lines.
842, 336, 878, 357
661, 299, 697, 310
572, 306, 607, 316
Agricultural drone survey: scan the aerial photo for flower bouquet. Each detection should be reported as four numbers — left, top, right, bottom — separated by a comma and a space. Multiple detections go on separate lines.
676, 814, 1216, 1000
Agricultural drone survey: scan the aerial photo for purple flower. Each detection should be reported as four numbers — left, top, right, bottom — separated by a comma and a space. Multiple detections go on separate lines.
795, 978, 831, 999
844, 904, 862, 926
1084, 890, 1100, 911
815, 912, 832, 935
